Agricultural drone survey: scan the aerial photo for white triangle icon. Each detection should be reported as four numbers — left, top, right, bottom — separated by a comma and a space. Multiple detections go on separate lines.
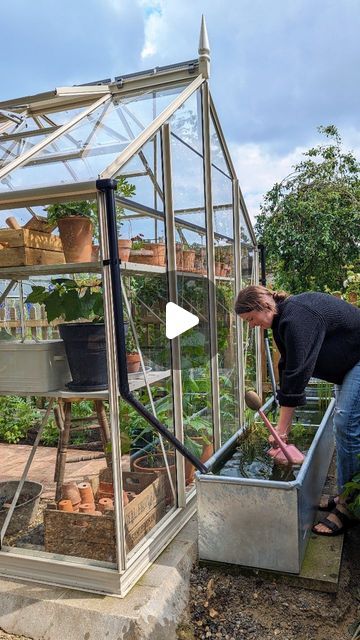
166, 302, 199, 339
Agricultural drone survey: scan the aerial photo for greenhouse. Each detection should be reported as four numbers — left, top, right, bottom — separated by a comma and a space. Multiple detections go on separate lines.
0, 20, 259, 596
0, 21, 334, 598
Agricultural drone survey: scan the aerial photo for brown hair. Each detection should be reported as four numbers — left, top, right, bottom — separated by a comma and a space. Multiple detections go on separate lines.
234, 285, 289, 315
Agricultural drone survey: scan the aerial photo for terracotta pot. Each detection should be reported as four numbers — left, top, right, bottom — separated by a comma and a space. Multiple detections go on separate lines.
185, 459, 196, 485
133, 453, 176, 504
91, 244, 100, 261
215, 262, 222, 277
194, 248, 206, 274
58, 499, 73, 512
176, 243, 184, 270
133, 453, 175, 474
58, 216, 93, 263
192, 436, 214, 463
61, 481, 81, 507
98, 497, 114, 513
127, 352, 141, 373
77, 481, 95, 504
98, 481, 114, 496
129, 248, 154, 265
118, 239, 132, 262
143, 242, 166, 266
182, 250, 196, 272
79, 502, 95, 513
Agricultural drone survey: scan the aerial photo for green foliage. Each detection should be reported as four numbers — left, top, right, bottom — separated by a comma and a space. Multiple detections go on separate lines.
0, 396, 40, 444
46, 178, 135, 240
46, 200, 97, 226
40, 418, 59, 446
25, 277, 103, 323
342, 455, 360, 519
342, 263, 360, 306
256, 126, 360, 293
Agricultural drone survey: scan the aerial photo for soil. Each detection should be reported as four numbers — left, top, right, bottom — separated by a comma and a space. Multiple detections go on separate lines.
0, 494, 33, 510
178, 459, 360, 640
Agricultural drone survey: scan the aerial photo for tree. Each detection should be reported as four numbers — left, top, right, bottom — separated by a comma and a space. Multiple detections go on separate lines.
255, 126, 360, 293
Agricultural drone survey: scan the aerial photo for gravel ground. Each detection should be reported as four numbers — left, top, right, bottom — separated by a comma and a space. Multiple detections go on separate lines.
178, 458, 360, 640
177, 525, 360, 640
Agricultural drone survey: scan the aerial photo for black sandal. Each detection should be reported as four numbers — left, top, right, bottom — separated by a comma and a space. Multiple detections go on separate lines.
312, 506, 356, 537
318, 495, 338, 512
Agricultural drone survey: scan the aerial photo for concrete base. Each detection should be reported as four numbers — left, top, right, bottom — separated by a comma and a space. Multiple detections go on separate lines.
0, 518, 198, 640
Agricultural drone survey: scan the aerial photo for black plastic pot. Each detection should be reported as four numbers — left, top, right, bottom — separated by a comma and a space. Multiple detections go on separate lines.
59, 322, 128, 392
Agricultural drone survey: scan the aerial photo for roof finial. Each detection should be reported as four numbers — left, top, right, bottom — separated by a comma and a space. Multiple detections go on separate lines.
198, 15, 210, 78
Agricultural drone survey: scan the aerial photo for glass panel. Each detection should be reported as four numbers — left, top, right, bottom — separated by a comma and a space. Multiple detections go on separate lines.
0, 108, 93, 170
116, 134, 163, 213
0, 84, 189, 193
210, 117, 231, 177
170, 90, 214, 489
212, 148, 240, 443
240, 207, 257, 400
115, 131, 177, 557
170, 90, 205, 228
0, 257, 120, 568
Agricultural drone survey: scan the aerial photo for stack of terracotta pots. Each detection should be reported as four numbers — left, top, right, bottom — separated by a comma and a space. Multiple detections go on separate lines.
58, 481, 101, 515
58, 476, 134, 516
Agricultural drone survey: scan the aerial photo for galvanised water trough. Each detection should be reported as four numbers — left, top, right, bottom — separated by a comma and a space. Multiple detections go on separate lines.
196, 396, 335, 574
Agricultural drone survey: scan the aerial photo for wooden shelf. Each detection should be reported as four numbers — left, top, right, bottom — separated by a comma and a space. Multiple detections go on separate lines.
0, 370, 171, 399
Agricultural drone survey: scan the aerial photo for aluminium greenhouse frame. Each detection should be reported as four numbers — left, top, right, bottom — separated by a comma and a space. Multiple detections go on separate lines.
0, 20, 260, 596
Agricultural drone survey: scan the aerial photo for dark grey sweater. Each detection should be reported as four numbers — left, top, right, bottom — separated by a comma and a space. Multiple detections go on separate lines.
271, 292, 360, 407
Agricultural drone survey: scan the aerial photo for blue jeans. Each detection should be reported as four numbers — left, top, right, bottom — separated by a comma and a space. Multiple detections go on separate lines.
334, 359, 360, 493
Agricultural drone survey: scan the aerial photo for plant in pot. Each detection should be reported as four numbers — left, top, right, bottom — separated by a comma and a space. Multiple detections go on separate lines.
46, 200, 97, 264
115, 177, 136, 261
26, 277, 128, 391
182, 242, 196, 272
126, 331, 141, 374
46, 178, 135, 264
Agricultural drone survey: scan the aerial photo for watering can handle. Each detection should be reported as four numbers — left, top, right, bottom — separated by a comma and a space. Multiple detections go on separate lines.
258, 409, 293, 464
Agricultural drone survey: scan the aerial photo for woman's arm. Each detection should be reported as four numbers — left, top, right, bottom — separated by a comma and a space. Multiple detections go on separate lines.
269, 405, 295, 444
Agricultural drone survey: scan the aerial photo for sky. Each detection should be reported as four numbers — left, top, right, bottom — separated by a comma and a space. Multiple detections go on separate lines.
1, 0, 360, 221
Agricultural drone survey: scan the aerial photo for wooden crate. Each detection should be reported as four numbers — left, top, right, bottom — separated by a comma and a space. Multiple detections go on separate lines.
44, 472, 166, 562
0, 228, 65, 266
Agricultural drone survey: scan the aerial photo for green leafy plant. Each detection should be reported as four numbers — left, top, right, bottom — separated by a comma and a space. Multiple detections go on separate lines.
0, 396, 40, 444
126, 330, 138, 354
342, 263, 360, 306
256, 125, 360, 293
342, 455, 360, 519
46, 200, 97, 226
46, 178, 135, 241
25, 277, 103, 323
131, 234, 145, 250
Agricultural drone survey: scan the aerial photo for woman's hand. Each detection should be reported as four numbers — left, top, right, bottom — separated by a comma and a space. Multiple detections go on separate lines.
268, 430, 289, 447
268, 406, 295, 446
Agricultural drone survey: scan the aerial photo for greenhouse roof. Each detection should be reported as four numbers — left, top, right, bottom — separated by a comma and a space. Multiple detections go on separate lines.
0, 56, 206, 209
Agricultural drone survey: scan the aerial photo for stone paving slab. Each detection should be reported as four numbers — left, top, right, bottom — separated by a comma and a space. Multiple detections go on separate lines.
0, 517, 198, 640
0, 444, 129, 499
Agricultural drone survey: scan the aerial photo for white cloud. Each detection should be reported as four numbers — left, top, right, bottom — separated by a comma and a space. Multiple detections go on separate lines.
230, 125, 360, 224
137, 0, 165, 59
230, 142, 306, 223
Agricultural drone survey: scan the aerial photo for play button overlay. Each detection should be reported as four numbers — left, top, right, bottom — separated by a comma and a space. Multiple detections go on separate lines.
166, 302, 199, 339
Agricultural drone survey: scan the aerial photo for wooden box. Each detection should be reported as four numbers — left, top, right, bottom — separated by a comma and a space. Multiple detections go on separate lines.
0, 228, 65, 267
44, 472, 166, 562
